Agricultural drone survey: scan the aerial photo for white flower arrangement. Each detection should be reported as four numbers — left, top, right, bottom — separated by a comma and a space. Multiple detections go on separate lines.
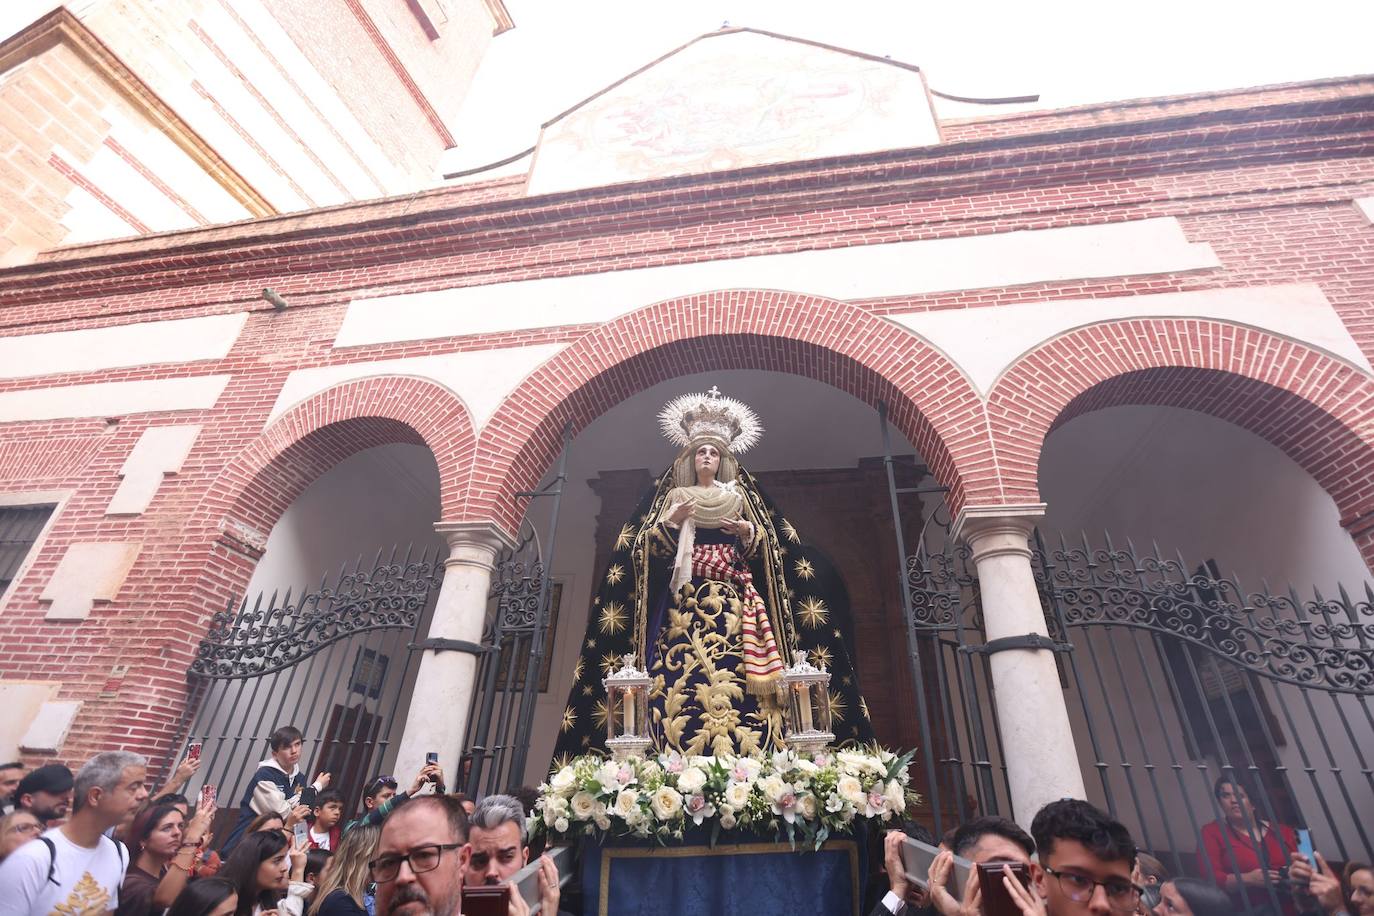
531, 747, 918, 850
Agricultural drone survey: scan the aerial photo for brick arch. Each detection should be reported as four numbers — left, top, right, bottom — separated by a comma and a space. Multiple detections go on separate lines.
465, 290, 991, 533
208, 375, 477, 535
985, 317, 1374, 563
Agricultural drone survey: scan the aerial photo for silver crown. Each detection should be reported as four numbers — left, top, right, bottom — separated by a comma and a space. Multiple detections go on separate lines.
658, 386, 762, 454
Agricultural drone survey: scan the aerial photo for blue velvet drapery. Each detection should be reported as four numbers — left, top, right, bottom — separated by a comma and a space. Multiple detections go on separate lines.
580, 830, 866, 916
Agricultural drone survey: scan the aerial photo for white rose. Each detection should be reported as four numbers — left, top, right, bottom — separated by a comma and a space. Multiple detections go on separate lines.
758, 775, 787, 802
677, 767, 707, 794
719, 809, 738, 829
571, 791, 597, 820
724, 781, 752, 809
550, 766, 576, 793
596, 762, 621, 790
594, 813, 611, 830
543, 795, 569, 819
837, 774, 866, 807
614, 788, 639, 818
794, 758, 820, 775
884, 779, 906, 814
552, 816, 569, 833
799, 794, 818, 820
650, 786, 683, 820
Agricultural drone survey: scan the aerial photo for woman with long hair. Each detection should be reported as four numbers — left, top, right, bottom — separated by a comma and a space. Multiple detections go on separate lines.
168, 879, 238, 916
117, 801, 214, 916
218, 830, 313, 916
308, 825, 379, 916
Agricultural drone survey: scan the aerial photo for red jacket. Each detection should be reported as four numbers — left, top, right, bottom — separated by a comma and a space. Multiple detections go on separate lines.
309, 824, 342, 851
1198, 818, 1297, 915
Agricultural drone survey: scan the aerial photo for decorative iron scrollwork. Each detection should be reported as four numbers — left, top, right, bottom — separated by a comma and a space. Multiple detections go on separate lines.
1033, 533, 1374, 694
490, 559, 548, 633
905, 543, 980, 630
191, 551, 445, 679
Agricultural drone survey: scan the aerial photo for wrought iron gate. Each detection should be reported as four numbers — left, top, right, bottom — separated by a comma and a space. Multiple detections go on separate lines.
457, 427, 570, 797
169, 545, 444, 816
1033, 531, 1374, 915
878, 405, 1374, 912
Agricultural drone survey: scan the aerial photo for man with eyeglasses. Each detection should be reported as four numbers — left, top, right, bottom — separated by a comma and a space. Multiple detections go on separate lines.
1006, 799, 1143, 916
372, 796, 528, 916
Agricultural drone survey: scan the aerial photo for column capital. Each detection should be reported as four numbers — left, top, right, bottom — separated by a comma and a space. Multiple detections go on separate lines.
951, 503, 1046, 562
434, 520, 517, 570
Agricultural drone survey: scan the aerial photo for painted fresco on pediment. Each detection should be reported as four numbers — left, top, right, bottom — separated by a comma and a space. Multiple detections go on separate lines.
527, 31, 939, 195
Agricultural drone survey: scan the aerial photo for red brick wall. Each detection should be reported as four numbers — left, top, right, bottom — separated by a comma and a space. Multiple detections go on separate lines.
1, 77, 1373, 765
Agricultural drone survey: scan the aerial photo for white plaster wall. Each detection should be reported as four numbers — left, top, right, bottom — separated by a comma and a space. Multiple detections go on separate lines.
1038, 405, 1374, 864
189, 444, 446, 810
0, 375, 230, 423
266, 344, 567, 431
335, 218, 1218, 348
0, 313, 246, 381
893, 283, 1372, 394
514, 369, 918, 786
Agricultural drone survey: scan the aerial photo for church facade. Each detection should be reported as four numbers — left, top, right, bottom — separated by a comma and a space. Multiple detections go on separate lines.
0, 27, 1371, 856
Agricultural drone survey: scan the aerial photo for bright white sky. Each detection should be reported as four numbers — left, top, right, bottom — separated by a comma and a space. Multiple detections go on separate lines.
446, 0, 1374, 170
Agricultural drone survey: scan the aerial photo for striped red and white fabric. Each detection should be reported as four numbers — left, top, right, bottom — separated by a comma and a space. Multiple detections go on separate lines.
691, 543, 785, 694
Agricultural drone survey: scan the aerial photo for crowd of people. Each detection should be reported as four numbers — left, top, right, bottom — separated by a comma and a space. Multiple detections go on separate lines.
0, 725, 560, 916
870, 788, 1372, 916
0, 740, 1370, 916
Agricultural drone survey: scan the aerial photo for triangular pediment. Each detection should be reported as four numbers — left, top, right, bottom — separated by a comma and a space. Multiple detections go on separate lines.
526, 28, 940, 195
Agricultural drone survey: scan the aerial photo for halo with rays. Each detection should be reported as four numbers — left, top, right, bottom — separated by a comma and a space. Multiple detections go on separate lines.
658, 390, 763, 453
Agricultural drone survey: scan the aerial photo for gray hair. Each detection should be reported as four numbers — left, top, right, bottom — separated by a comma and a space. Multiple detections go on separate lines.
469, 794, 527, 847
73, 751, 146, 813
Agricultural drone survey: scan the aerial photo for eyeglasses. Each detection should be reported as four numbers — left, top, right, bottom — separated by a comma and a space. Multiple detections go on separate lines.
1044, 867, 1142, 912
368, 843, 462, 883
5, 821, 41, 836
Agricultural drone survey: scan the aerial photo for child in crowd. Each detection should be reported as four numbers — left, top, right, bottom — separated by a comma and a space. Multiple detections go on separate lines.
308, 790, 344, 852
221, 726, 329, 854
304, 848, 332, 888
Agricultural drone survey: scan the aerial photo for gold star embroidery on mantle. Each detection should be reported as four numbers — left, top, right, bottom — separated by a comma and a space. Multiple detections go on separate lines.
797, 595, 829, 629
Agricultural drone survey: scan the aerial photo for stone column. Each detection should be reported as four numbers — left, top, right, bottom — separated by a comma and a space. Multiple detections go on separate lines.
953, 504, 1087, 826
394, 520, 515, 785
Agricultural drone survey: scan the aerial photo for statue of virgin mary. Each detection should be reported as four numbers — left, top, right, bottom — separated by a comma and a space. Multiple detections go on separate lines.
552, 388, 873, 762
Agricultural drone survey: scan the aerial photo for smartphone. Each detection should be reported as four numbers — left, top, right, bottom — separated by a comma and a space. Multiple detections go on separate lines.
898, 835, 972, 898
1297, 828, 1314, 861
187, 741, 203, 763
978, 861, 1032, 916
199, 783, 217, 811
292, 820, 309, 847
462, 884, 508, 916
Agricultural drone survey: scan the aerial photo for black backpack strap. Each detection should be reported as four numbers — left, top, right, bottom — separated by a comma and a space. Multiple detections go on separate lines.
38, 836, 57, 885
107, 836, 127, 870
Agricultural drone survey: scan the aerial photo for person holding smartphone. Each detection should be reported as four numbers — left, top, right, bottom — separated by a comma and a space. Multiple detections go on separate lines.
890, 817, 1036, 916
372, 795, 529, 916
463, 796, 563, 916
1198, 777, 1298, 915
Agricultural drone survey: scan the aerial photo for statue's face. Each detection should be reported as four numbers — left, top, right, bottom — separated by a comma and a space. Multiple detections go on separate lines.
694, 444, 721, 478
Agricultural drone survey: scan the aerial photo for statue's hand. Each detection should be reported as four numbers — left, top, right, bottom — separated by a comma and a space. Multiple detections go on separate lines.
667, 500, 694, 525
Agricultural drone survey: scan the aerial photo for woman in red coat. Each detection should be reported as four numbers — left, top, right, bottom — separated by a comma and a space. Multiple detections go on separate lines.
1198, 776, 1298, 915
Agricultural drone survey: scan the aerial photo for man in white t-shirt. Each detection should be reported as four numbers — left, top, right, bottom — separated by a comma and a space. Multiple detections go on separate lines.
0, 751, 149, 916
